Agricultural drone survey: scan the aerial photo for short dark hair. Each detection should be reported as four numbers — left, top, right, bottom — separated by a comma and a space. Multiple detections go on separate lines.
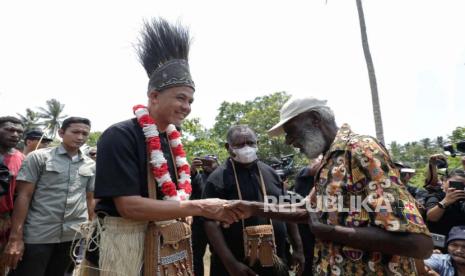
226, 125, 256, 144
0, 116, 23, 128
61, 117, 91, 131
448, 169, 465, 179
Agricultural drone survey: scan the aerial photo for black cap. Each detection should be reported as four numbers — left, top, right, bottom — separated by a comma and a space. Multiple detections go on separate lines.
24, 129, 53, 142
447, 226, 465, 244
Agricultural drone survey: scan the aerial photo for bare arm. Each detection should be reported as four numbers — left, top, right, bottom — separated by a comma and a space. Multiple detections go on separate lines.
114, 196, 239, 224
4, 181, 35, 268
86, 192, 96, 220
427, 188, 465, 222
286, 222, 305, 275
230, 201, 433, 259
426, 205, 446, 222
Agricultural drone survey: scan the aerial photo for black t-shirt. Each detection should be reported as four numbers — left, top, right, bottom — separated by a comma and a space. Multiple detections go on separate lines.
202, 159, 287, 264
425, 191, 465, 236
190, 171, 210, 200
291, 167, 316, 274
94, 118, 177, 216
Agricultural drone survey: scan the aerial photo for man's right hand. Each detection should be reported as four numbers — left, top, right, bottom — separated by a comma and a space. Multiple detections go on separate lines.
190, 158, 203, 175
226, 260, 257, 276
3, 238, 24, 269
197, 198, 241, 225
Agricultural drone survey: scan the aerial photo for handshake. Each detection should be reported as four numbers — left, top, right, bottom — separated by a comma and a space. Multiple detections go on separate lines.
194, 198, 258, 225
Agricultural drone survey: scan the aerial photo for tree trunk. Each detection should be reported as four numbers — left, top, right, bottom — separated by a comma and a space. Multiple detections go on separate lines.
356, 0, 385, 145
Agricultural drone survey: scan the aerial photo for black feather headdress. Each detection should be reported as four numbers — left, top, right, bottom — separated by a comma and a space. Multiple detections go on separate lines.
137, 18, 195, 92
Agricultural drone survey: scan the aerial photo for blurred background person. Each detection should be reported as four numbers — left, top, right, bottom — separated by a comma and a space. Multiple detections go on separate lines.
290, 156, 321, 275
394, 161, 428, 216
0, 116, 24, 274
22, 129, 53, 156
190, 154, 219, 276
425, 169, 465, 242
419, 225, 465, 276
86, 146, 97, 161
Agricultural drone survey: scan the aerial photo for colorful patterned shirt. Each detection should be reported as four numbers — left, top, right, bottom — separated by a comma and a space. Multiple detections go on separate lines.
313, 124, 430, 275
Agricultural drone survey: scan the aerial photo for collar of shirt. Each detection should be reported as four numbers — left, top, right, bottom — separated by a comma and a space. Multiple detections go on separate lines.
326, 123, 356, 153
56, 144, 83, 161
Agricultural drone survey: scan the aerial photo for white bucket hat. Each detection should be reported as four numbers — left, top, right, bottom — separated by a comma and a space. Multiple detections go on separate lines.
268, 96, 327, 137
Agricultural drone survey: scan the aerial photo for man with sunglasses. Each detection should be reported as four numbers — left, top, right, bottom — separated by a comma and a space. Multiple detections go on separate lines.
86, 147, 97, 161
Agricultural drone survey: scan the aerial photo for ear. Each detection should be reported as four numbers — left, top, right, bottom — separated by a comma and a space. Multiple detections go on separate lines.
148, 90, 161, 105
308, 111, 322, 127
58, 129, 65, 138
224, 143, 229, 151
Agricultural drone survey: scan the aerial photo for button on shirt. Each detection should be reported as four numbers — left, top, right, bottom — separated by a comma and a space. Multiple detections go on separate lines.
16, 145, 95, 244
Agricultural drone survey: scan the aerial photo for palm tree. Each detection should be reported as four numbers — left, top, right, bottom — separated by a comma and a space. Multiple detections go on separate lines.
355, 0, 385, 144
38, 99, 67, 139
17, 108, 41, 130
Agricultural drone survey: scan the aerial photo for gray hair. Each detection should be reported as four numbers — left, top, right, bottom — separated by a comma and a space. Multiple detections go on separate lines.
226, 125, 256, 144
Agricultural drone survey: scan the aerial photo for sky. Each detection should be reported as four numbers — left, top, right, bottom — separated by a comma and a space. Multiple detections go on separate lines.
0, 0, 464, 145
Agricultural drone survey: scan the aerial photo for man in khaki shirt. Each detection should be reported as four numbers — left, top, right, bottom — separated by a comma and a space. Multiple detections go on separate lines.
4, 117, 95, 276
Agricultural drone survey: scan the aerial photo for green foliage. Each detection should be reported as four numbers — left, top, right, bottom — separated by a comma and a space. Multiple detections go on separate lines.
449, 126, 465, 143
17, 99, 67, 139
38, 99, 67, 139
181, 118, 227, 162
87, 131, 102, 147
212, 92, 297, 162
389, 125, 465, 188
16, 108, 41, 130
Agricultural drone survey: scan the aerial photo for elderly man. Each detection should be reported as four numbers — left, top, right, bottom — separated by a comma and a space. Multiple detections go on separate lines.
228, 96, 433, 275
203, 125, 304, 276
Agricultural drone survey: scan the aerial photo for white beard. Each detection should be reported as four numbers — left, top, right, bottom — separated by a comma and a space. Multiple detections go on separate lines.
301, 128, 326, 159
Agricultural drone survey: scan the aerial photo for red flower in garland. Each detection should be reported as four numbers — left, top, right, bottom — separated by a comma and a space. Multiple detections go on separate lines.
134, 105, 192, 201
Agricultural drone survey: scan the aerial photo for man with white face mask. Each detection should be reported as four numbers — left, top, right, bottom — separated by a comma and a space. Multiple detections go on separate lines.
203, 125, 304, 276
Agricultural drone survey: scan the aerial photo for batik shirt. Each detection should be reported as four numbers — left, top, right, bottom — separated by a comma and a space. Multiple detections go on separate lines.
313, 124, 430, 276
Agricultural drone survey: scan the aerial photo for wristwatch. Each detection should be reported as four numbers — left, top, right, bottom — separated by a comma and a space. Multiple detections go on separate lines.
437, 201, 446, 209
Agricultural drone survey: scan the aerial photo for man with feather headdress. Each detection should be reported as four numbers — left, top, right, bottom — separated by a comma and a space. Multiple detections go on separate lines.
80, 18, 238, 276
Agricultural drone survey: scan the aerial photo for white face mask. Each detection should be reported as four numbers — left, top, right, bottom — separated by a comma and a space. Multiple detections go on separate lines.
232, 146, 258, 164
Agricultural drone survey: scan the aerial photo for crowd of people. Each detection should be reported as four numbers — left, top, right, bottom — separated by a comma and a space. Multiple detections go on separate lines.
1, 17, 465, 276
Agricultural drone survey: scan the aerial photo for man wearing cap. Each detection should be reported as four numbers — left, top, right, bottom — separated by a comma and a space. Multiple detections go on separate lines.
421, 225, 465, 276
394, 161, 428, 213
227, 96, 433, 275
22, 129, 53, 156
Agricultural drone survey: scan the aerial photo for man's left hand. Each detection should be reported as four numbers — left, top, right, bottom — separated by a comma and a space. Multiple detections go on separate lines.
224, 200, 256, 220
